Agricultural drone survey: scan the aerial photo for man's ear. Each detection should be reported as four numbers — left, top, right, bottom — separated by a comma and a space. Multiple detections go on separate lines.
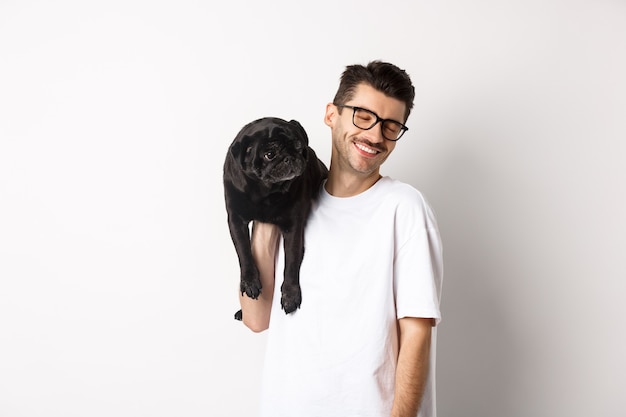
324, 103, 337, 128
288, 119, 309, 145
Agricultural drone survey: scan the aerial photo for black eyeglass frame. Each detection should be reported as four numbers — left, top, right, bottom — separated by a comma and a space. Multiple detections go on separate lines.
335, 104, 409, 141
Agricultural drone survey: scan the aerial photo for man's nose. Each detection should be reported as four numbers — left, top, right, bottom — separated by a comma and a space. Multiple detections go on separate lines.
366, 122, 386, 143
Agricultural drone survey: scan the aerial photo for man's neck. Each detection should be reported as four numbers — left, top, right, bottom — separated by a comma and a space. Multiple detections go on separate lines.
324, 169, 382, 198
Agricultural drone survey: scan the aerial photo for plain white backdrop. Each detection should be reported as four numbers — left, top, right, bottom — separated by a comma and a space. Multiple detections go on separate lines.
1, 1, 624, 416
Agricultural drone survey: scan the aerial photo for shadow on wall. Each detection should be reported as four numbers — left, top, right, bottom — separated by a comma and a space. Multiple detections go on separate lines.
425, 128, 530, 417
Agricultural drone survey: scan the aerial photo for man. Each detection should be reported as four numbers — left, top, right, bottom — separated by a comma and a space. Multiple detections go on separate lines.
239, 61, 443, 417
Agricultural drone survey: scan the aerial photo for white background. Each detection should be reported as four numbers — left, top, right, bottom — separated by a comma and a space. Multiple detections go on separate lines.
1, 1, 624, 416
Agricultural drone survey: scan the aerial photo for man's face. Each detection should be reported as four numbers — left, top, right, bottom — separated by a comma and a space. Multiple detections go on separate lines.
325, 83, 407, 178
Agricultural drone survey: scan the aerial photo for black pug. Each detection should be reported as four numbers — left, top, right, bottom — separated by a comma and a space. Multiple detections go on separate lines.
224, 117, 328, 319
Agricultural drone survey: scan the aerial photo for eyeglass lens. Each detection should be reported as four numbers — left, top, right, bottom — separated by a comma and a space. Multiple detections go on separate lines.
353, 108, 405, 140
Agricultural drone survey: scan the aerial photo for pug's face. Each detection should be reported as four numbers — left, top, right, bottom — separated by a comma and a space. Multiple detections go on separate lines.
231, 118, 309, 185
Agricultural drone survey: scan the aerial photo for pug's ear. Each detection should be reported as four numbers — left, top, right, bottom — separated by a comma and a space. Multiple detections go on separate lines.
288, 119, 309, 145
230, 135, 253, 167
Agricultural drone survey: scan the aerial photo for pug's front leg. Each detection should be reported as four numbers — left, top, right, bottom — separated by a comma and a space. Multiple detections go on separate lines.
228, 217, 262, 299
281, 227, 304, 314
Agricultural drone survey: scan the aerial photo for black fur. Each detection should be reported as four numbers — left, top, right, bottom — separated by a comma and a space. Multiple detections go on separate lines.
224, 117, 328, 317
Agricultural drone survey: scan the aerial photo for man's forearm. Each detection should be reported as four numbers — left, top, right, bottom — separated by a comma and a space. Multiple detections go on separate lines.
239, 222, 280, 332
390, 317, 432, 417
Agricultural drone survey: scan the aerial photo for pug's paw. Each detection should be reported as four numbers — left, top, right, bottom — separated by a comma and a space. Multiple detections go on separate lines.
281, 283, 302, 314
240, 276, 262, 300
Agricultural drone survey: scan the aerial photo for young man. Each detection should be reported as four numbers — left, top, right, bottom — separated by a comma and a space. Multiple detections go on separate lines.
239, 61, 443, 417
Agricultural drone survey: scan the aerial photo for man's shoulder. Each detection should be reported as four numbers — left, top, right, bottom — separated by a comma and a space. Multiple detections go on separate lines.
380, 176, 428, 205
379, 177, 439, 230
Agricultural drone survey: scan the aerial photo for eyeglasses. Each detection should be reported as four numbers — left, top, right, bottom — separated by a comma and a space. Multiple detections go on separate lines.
335, 104, 408, 141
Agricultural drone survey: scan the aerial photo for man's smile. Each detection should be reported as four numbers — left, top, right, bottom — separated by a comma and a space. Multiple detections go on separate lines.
353, 141, 383, 157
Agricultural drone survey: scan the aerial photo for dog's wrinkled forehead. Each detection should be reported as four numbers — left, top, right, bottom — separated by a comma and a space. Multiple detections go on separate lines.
254, 121, 305, 160
249, 118, 305, 146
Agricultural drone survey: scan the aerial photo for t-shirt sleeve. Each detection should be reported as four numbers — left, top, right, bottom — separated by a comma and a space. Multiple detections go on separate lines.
393, 198, 443, 325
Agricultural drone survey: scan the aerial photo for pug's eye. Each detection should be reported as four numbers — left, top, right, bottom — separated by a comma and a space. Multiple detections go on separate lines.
264, 151, 276, 161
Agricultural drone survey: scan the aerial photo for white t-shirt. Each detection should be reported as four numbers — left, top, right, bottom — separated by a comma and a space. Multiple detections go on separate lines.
259, 177, 443, 417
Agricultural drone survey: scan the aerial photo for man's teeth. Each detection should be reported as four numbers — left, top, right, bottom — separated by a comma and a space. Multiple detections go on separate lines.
355, 143, 378, 154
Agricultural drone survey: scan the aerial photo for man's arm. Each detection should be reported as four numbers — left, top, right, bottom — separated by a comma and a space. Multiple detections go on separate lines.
238, 222, 280, 333
390, 317, 433, 417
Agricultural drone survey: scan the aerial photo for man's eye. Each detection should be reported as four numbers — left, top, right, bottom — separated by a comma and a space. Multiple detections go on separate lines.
384, 124, 401, 135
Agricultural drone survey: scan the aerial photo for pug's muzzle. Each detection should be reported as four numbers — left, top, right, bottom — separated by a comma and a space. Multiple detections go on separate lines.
263, 153, 307, 183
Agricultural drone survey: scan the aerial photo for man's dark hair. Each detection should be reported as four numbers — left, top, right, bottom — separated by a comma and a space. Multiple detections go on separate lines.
333, 61, 415, 122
